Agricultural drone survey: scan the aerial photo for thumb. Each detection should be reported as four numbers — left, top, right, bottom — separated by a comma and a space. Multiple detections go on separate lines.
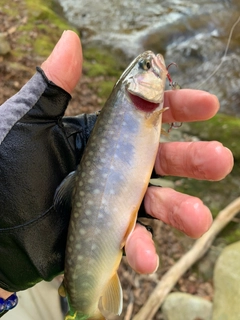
41, 30, 82, 94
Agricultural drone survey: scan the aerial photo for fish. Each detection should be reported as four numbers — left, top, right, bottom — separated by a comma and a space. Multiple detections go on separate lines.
54, 50, 168, 320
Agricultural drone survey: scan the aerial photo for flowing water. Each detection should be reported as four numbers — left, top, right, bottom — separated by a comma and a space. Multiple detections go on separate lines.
57, 0, 240, 116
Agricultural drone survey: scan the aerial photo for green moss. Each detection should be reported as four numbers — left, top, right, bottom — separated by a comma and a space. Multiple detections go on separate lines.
1, 0, 77, 59
184, 113, 240, 160
97, 81, 115, 99
220, 223, 240, 245
83, 47, 123, 78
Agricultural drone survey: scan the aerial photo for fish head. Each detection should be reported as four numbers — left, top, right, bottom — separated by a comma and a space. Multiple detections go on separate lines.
121, 51, 168, 111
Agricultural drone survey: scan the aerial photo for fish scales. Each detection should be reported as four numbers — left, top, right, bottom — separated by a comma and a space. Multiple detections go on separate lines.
55, 51, 168, 320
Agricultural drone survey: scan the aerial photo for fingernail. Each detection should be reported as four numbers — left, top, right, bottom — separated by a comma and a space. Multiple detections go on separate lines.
152, 254, 160, 274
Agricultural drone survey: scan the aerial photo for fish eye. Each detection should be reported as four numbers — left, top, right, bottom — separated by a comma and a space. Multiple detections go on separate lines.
139, 58, 152, 71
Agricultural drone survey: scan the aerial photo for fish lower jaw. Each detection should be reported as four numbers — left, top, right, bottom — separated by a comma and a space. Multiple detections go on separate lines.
128, 92, 160, 112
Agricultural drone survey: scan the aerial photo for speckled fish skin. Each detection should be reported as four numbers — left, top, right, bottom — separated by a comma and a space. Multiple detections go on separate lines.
60, 51, 168, 320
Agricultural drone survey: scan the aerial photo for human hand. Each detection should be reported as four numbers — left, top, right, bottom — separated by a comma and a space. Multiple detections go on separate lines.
0, 31, 97, 294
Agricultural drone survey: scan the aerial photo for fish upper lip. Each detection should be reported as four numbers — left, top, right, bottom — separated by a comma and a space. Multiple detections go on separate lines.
152, 66, 162, 78
151, 55, 166, 79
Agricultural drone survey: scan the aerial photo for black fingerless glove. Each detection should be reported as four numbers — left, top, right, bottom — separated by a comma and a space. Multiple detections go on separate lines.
0, 68, 97, 292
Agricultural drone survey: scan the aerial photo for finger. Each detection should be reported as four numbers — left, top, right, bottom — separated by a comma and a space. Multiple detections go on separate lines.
155, 141, 234, 180
125, 224, 159, 274
162, 89, 220, 123
144, 187, 213, 238
41, 30, 82, 94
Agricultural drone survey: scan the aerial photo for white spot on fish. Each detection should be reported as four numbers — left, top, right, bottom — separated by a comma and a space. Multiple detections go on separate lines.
86, 161, 91, 167
93, 189, 100, 195
95, 228, 101, 235
78, 181, 83, 187
76, 202, 82, 208
89, 170, 95, 176
92, 243, 97, 251
87, 200, 94, 205
72, 273, 79, 280
69, 235, 74, 242
100, 147, 105, 153
82, 218, 89, 224
81, 172, 86, 178
100, 158, 107, 164
77, 255, 83, 261
80, 191, 85, 197
75, 243, 81, 250
79, 229, 86, 235
67, 246, 73, 253
85, 210, 92, 216
74, 212, 79, 218
88, 178, 94, 184
97, 164, 103, 170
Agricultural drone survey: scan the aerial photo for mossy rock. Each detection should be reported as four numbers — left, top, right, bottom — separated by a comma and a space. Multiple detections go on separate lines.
183, 113, 240, 161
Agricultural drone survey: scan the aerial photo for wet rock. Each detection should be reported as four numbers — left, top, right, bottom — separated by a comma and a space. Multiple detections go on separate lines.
212, 241, 240, 320
161, 292, 212, 320
0, 33, 11, 55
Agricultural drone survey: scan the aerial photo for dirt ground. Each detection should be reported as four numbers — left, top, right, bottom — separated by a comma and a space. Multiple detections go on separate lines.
0, 5, 214, 320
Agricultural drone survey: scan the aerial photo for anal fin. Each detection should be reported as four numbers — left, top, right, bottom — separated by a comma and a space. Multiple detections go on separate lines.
99, 273, 123, 316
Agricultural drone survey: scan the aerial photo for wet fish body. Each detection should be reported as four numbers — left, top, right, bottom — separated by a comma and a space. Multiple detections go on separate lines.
55, 51, 168, 320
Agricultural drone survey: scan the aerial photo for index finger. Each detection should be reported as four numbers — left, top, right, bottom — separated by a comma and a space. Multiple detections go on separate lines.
162, 89, 220, 123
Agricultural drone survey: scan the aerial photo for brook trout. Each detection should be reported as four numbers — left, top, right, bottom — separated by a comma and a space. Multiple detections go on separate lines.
54, 51, 168, 320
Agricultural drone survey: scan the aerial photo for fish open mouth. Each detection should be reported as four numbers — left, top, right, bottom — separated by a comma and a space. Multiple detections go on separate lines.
128, 92, 160, 112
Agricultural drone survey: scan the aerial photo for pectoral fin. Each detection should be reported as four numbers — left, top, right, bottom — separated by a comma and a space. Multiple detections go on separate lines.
58, 282, 66, 297
100, 273, 123, 316
54, 171, 77, 215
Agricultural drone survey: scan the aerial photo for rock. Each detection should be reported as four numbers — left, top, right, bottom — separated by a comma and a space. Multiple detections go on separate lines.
196, 244, 225, 281
161, 292, 212, 320
212, 241, 240, 320
0, 33, 11, 55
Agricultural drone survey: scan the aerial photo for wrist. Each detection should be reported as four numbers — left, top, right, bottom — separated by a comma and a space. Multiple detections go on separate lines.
0, 289, 13, 299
